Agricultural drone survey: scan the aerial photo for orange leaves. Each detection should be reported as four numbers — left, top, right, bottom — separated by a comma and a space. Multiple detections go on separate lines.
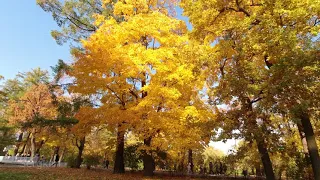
8, 84, 57, 125
73, 107, 97, 136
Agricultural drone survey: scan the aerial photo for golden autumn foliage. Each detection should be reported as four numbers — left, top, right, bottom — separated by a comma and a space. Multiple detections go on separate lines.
182, 0, 320, 179
69, 0, 213, 156
54, 2, 218, 175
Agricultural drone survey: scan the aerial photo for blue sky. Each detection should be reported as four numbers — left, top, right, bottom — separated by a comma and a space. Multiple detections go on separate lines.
0, 1, 70, 80
0, 2, 191, 81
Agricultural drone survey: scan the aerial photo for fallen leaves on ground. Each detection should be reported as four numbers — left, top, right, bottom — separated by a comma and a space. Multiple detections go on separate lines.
0, 167, 195, 180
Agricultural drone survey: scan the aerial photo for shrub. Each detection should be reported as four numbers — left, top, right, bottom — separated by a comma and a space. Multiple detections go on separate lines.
66, 155, 77, 168
124, 144, 143, 171
83, 154, 101, 169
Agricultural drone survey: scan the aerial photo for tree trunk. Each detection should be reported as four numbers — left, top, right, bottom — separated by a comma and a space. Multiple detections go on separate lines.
143, 136, 155, 176
188, 149, 194, 173
23, 143, 29, 155
278, 171, 282, 180
113, 128, 125, 174
20, 133, 30, 154
141, 72, 155, 176
178, 152, 185, 173
50, 153, 54, 163
59, 147, 66, 162
30, 133, 36, 158
297, 123, 311, 163
50, 146, 60, 163
13, 145, 19, 156
35, 140, 45, 155
299, 112, 320, 180
254, 127, 275, 180
75, 137, 85, 168
245, 100, 275, 180
14, 133, 23, 155
255, 164, 261, 176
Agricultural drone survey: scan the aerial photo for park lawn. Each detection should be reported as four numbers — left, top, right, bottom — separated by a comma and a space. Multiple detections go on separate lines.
0, 171, 31, 180
0, 167, 195, 180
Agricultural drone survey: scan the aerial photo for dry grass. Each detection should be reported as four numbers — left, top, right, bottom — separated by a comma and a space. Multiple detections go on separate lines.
0, 167, 194, 180
0, 166, 262, 180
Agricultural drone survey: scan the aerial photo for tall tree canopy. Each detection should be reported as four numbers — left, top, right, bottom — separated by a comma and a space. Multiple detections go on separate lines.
68, 0, 213, 175
181, 0, 320, 179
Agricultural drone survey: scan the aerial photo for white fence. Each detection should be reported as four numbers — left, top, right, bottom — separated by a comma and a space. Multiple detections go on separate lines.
0, 156, 66, 167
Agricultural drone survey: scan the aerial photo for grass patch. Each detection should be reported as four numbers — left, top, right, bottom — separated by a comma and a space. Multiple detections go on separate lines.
0, 171, 31, 180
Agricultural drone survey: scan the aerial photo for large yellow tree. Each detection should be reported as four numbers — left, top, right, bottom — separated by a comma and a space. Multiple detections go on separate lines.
70, 0, 210, 175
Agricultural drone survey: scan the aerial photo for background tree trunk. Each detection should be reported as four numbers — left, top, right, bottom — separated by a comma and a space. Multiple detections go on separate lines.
143, 137, 155, 176
35, 140, 45, 155
255, 164, 261, 176
75, 137, 85, 168
297, 123, 311, 163
245, 101, 275, 180
20, 133, 30, 154
14, 132, 23, 155
113, 128, 125, 173
50, 146, 60, 163
188, 149, 194, 173
30, 133, 36, 158
141, 72, 155, 176
299, 112, 320, 180
59, 147, 66, 163
255, 138, 275, 180
178, 152, 185, 173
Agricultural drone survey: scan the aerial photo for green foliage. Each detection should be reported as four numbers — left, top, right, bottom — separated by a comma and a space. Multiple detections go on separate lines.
0, 123, 15, 156
83, 154, 102, 169
37, 0, 117, 46
21, 116, 79, 129
0, 76, 15, 155
51, 59, 72, 84
0, 68, 50, 104
17, 67, 50, 87
66, 155, 78, 168
0, 78, 24, 102
154, 150, 167, 170
124, 144, 143, 170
